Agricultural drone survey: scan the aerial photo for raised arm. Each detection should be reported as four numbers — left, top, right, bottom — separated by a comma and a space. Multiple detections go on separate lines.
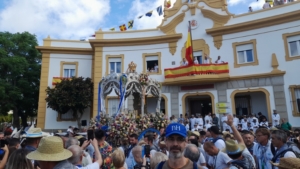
226, 114, 245, 145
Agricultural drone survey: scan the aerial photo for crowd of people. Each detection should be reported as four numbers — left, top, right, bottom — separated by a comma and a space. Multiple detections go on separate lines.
0, 112, 299, 169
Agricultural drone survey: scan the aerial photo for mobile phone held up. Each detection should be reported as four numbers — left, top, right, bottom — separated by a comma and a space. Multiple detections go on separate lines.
144, 145, 150, 158
87, 130, 94, 141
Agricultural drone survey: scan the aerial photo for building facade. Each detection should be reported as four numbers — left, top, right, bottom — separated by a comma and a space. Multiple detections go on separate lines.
36, 0, 300, 129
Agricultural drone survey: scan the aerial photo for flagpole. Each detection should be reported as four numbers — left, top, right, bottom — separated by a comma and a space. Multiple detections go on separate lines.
189, 21, 194, 58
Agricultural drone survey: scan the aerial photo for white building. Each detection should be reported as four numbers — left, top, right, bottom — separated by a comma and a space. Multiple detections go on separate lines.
36, 0, 300, 129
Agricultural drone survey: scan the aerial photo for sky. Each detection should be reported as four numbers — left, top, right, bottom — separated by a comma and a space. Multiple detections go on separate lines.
0, 0, 265, 44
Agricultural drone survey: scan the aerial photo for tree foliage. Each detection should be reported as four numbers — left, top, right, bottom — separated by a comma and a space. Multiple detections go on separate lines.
0, 32, 41, 128
45, 77, 93, 128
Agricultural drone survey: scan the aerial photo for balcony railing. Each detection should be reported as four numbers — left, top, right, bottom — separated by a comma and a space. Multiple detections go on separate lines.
164, 63, 229, 78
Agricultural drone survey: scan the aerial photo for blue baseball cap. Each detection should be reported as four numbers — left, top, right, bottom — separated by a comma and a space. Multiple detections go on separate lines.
165, 123, 187, 138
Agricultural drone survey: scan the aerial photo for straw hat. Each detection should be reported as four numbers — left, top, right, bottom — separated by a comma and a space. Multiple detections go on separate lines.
191, 131, 200, 137
27, 136, 72, 161
270, 157, 300, 169
222, 139, 245, 155
270, 127, 279, 131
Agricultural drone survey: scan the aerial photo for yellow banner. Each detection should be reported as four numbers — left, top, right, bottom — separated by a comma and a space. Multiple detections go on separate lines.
52, 77, 71, 86
216, 103, 230, 108
164, 63, 229, 78
217, 109, 230, 114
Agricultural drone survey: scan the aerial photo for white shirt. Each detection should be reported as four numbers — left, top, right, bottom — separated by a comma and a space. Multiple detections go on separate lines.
205, 123, 212, 130
181, 61, 188, 66
185, 124, 190, 131
204, 115, 212, 124
194, 60, 199, 64
208, 151, 231, 169
195, 118, 204, 128
215, 139, 226, 150
241, 120, 248, 130
190, 118, 196, 129
253, 142, 273, 169
252, 121, 259, 132
272, 113, 280, 126
154, 65, 158, 72
215, 59, 224, 64
203, 59, 209, 64
77, 162, 100, 169
260, 121, 269, 128
221, 116, 228, 127
233, 117, 240, 127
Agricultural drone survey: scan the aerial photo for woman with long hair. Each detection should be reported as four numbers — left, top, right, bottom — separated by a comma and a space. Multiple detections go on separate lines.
6, 149, 33, 169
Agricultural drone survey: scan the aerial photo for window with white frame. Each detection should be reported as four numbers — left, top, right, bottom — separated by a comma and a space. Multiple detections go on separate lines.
109, 58, 122, 74
146, 56, 159, 73
193, 51, 202, 64
107, 98, 119, 117
236, 43, 254, 64
295, 88, 300, 113
288, 35, 300, 57
63, 64, 76, 78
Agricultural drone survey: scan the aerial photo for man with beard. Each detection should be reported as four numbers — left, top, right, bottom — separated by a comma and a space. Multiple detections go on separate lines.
156, 123, 202, 169
125, 133, 138, 169
242, 131, 256, 156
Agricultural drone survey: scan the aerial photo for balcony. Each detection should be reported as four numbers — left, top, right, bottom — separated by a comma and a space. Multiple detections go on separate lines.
163, 63, 230, 85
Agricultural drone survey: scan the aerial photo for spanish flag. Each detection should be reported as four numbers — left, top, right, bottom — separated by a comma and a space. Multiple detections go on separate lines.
119, 24, 127, 31
185, 22, 193, 65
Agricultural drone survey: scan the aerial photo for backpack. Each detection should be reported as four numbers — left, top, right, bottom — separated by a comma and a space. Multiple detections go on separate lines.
271, 148, 294, 162
286, 142, 300, 158
212, 137, 224, 144
156, 161, 198, 169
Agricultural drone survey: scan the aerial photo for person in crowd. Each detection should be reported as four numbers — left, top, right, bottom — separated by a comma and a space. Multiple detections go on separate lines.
150, 152, 168, 169
263, 0, 271, 8
204, 112, 212, 124
294, 129, 300, 142
224, 114, 255, 169
192, 123, 200, 132
204, 141, 231, 168
252, 118, 259, 133
26, 136, 77, 169
221, 113, 229, 132
144, 133, 159, 156
257, 112, 267, 123
259, 117, 269, 128
195, 114, 204, 130
214, 56, 225, 64
94, 129, 113, 169
284, 130, 300, 156
253, 127, 273, 169
68, 143, 103, 169
199, 131, 207, 144
204, 120, 212, 129
154, 63, 159, 73
112, 149, 127, 169
184, 144, 200, 163
203, 54, 210, 64
246, 122, 253, 131
212, 114, 219, 128
194, 57, 199, 64
185, 121, 190, 131
131, 145, 143, 168
0, 132, 4, 140
272, 110, 281, 127
281, 118, 292, 131
7, 137, 20, 158
233, 114, 240, 128
178, 114, 184, 124
248, 6, 253, 12
190, 115, 196, 130
181, 58, 189, 66
270, 130, 296, 166
126, 133, 139, 169
156, 123, 202, 169
0, 145, 9, 169
208, 126, 225, 150
24, 127, 43, 152
242, 131, 256, 155
6, 148, 33, 169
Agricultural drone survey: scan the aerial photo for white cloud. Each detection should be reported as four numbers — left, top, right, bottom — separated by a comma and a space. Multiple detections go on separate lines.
249, 0, 265, 10
126, 0, 177, 30
227, 0, 246, 6
0, 0, 110, 41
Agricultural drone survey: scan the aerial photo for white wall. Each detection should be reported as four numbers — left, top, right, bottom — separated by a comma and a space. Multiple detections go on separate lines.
45, 54, 93, 129
51, 41, 91, 48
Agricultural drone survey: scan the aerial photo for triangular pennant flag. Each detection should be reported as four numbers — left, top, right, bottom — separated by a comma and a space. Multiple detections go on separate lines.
110, 28, 115, 31
119, 24, 127, 31
157, 5, 163, 16
166, 0, 171, 8
128, 20, 134, 29
138, 15, 143, 19
145, 10, 153, 17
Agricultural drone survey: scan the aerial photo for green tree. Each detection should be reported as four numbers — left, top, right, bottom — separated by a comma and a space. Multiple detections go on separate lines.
45, 77, 93, 129
0, 32, 41, 128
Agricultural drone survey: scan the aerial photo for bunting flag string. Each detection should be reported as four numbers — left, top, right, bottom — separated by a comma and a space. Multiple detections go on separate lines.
128, 20, 134, 29
119, 24, 127, 31
109, 28, 115, 31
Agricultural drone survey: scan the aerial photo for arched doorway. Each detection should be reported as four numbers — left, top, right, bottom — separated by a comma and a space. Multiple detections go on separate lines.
230, 88, 271, 121
182, 92, 215, 118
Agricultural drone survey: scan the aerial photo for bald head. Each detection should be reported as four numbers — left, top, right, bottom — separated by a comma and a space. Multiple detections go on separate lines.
68, 145, 83, 165
132, 145, 143, 164
184, 144, 200, 162
203, 141, 218, 156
